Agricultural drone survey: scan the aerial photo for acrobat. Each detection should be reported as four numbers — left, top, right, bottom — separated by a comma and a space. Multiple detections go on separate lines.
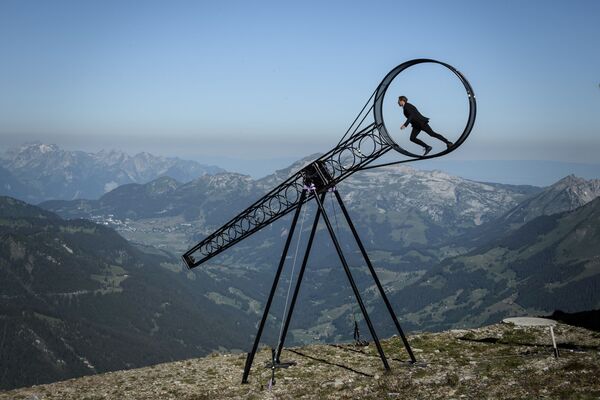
398, 95, 452, 156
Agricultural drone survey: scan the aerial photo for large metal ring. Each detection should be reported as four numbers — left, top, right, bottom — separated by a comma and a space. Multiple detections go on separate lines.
373, 59, 476, 158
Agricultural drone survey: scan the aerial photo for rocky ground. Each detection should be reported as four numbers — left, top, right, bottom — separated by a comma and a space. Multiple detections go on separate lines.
2, 322, 600, 400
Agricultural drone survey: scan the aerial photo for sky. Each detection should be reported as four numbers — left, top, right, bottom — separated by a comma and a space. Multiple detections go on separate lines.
1, 0, 599, 171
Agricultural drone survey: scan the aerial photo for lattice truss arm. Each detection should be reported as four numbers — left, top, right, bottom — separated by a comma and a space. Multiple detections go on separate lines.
183, 123, 395, 267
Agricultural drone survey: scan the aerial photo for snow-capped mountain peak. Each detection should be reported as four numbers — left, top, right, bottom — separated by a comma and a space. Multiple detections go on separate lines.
0, 143, 225, 202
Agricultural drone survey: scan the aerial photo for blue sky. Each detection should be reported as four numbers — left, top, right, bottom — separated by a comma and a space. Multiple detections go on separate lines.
1, 0, 599, 167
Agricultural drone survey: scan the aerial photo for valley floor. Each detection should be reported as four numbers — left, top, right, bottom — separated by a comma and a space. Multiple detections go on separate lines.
2, 323, 600, 399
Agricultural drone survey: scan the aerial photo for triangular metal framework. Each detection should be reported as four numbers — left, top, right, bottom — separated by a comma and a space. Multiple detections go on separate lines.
241, 185, 416, 384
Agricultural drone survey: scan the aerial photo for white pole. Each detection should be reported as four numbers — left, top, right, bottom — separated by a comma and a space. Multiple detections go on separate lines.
550, 326, 559, 358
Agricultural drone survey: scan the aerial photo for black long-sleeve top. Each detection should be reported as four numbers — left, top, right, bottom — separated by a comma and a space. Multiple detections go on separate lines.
402, 102, 429, 128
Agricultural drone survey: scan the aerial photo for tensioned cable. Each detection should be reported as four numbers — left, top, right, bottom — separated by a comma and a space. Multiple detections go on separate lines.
336, 82, 392, 158
335, 88, 378, 148
276, 203, 309, 349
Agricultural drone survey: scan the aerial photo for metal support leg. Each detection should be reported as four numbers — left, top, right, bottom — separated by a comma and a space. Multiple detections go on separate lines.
242, 190, 307, 384
275, 192, 326, 362
333, 189, 416, 363
313, 192, 390, 371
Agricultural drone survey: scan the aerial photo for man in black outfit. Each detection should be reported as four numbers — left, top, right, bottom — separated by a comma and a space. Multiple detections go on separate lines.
398, 95, 452, 156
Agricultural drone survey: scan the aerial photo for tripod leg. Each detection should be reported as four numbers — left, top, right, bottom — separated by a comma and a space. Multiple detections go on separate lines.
242, 190, 307, 384
313, 192, 390, 371
275, 192, 326, 362
333, 190, 416, 362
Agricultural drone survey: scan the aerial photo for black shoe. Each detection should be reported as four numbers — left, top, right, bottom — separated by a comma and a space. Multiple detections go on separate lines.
446, 142, 453, 149
423, 146, 432, 156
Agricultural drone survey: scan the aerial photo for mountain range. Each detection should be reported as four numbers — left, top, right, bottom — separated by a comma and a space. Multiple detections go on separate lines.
0, 142, 223, 203
2, 178, 599, 390
3, 148, 600, 391
39, 157, 600, 338
41, 161, 540, 257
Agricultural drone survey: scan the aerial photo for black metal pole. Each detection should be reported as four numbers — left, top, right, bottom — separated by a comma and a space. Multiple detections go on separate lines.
313, 192, 390, 371
242, 189, 307, 384
333, 189, 417, 363
275, 192, 326, 362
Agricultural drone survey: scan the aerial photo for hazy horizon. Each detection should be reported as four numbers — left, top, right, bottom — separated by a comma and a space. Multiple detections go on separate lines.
3, 140, 600, 187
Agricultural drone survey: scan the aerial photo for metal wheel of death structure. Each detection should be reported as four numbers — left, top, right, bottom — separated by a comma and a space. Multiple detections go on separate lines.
181, 58, 478, 384
373, 58, 477, 159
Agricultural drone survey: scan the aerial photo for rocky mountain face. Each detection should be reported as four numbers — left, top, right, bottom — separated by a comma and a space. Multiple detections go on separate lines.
499, 174, 600, 225
0, 196, 262, 391
2, 322, 599, 399
461, 174, 600, 247
339, 166, 539, 248
257, 157, 540, 232
0, 143, 224, 203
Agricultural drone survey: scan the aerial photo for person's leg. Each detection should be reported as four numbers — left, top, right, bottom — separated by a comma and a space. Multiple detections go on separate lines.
409, 127, 428, 148
422, 124, 451, 145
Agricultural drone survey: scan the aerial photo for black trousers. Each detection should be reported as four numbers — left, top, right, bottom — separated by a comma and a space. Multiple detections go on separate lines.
410, 124, 450, 148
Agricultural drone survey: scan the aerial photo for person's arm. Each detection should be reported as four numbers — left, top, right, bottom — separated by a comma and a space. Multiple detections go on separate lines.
401, 104, 414, 128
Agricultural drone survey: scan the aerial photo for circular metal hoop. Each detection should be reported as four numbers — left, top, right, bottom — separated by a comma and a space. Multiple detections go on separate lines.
373, 59, 477, 158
